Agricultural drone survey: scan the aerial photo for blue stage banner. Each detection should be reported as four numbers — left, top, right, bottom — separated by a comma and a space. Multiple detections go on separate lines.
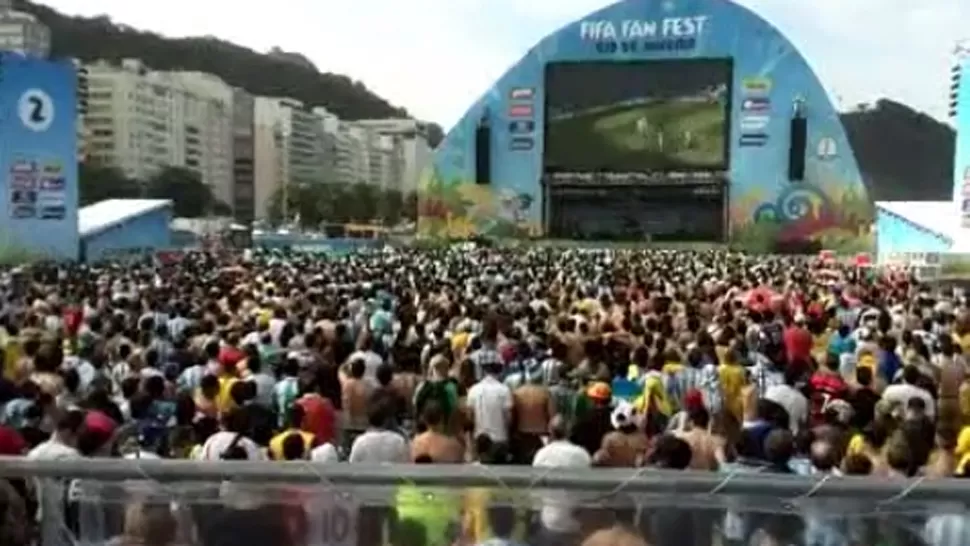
0, 53, 78, 261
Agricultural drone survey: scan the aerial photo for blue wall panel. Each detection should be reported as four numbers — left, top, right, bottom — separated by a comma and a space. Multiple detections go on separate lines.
83, 207, 172, 262
875, 209, 951, 263
0, 54, 79, 260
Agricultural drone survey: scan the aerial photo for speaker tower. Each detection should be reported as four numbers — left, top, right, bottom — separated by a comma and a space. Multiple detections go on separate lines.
475, 112, 491, 185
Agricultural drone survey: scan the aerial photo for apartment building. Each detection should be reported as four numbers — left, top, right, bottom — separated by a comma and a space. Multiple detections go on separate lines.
363, 131, 404, 193
252, 97, 330, 220
353, 118, 432, 193
74, 58, 90, 162
231, 89, 256, 227
82, 59, 234, 204
325, 118, 369, 187
0, 0, 50, 57
253, 98, 285, 220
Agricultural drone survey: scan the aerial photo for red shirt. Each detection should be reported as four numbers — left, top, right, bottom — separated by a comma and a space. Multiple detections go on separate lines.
297, 394, 336, 445
808, 371, 848, 425
218, 345, 245, 371
63, 307, 82, 336
783, 325, 813, 364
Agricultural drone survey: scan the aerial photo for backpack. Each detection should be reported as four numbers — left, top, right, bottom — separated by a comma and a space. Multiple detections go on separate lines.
415, 379, 455, 419
761, 322, 784, 356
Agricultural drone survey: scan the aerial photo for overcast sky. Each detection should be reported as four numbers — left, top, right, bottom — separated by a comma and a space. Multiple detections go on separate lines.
45, 0, 968, 129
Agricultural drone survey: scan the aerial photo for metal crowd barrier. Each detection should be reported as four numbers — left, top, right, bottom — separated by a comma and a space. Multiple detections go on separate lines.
1, 457, 968, 545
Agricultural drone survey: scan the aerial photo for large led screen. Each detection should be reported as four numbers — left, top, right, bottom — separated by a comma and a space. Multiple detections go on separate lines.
544, 59, 732, 173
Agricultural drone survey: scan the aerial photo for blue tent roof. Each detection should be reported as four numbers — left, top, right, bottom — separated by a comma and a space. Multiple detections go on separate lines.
79, 199, 171, 238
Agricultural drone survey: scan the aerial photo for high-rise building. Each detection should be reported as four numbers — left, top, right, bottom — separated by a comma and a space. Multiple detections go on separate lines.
231, 89, 255, 228
353, 118, 432, 194
253, 99, 285, 221
82, 59, 234, 205
317, 114, 368, 187
0, 0, 50, 57
364, 131, 404, 193
252, 97, 330, 220
73, 58, 90, 162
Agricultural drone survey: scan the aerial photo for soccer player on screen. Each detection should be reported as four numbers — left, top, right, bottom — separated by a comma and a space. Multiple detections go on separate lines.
636, 117, 649, 137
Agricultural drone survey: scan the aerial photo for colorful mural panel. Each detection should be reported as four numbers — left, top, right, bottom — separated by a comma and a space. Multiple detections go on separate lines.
418, 0, 873, 252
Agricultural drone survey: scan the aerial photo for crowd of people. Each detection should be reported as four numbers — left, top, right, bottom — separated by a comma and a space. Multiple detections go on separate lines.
0, 247, 968, 546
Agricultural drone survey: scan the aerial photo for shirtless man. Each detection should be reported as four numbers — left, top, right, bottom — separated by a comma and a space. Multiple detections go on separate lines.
594, 402, 649, 468
410, 401, 464, 463
340, 358, 372, 453
674, 405, 719, 471
512, 372, 556, 464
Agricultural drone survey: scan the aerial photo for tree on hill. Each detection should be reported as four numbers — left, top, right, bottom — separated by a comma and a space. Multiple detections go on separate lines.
16, 0, 444, 147
839, 99, 955, 202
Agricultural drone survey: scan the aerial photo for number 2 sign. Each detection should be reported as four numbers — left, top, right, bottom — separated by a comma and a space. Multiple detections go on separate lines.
18, 89, 54, 132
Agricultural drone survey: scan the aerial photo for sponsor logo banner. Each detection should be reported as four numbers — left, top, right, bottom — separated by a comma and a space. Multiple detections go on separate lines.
508, 120, 536, 134
741, 76, 772, 94
739, 115, 769, 131
510, 137, 535, 151
739, 133, 769, 147
509, 88, 535, 101
508, 104, 534, 118
741, 98, 770, 112
12, 205, 35, 218
816, 137, 838, 159
40, 205, 65, 220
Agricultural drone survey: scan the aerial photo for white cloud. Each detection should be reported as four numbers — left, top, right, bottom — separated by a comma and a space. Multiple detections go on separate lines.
44, 0, 968, 128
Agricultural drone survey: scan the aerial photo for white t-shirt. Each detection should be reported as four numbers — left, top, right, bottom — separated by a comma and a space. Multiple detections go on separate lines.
764, 384, 809, 434
882, 383, 936, 420
196, 431, 267, 461
311, 443, 341, 463
27, 438, 81, 461
27, 438, 81, 522
466, 376, 513, 443
532, 440, 591, 532
348, 430, 409, 463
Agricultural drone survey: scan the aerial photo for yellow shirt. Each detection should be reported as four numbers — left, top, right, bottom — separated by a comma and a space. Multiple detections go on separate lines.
634, 372, 671, 416
269, 429, 315, 460
958, 452, 970, 475
451, 332, 471, 355
857, 351, 877, 372
812, 331, 832, 361
217, 377, 239, 414
714, 345, 729, 366
0, 331, 21, 382
395, 485, 460, 546
846, 433, 867, 456
462, 487, 527, 544
718, 363, 746, 422
189, 444, 203, 460
662, 362, 683, 375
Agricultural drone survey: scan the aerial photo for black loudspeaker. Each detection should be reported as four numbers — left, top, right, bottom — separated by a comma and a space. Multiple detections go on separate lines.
475, 118, 491, 185
788, 116, 807, 181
